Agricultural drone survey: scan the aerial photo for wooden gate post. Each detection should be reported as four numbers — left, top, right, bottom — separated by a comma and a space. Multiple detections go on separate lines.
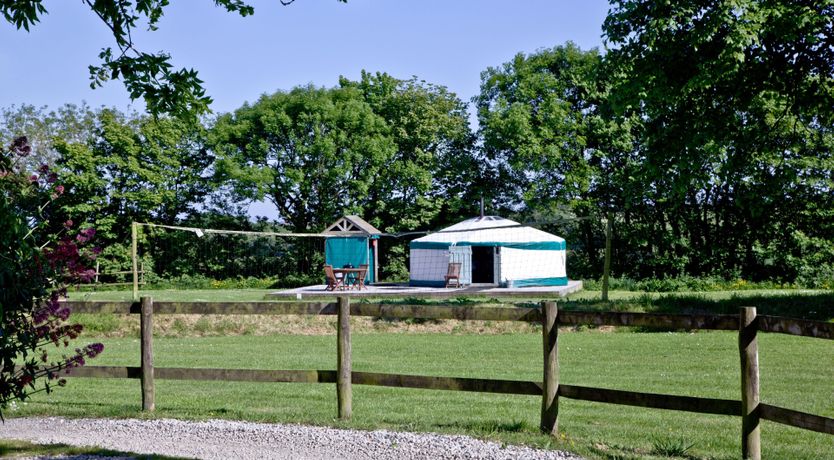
140, 296, 155, 411
337, 296, 352, 419
541, 301, 559, 435
739, 307, 760, 460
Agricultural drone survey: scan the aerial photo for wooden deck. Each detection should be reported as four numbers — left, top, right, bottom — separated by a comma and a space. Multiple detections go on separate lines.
265, 280, 583, 300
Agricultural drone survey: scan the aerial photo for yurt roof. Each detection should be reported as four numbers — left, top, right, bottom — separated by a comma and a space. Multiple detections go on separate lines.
412, 216, 564, 246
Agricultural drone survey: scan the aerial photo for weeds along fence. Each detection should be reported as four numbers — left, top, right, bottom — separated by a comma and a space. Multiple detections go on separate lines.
63, 298, 833, 460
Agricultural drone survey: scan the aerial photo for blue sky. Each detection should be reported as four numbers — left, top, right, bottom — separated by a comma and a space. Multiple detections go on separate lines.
1, 0, 609, 115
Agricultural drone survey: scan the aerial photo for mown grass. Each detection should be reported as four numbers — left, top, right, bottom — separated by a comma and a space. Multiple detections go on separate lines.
11, 330, 833, 459
0, 439, 187, 459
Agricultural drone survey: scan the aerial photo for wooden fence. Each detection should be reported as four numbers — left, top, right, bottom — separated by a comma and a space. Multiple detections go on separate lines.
86, 261, 146, 288
64, 298, 834, 460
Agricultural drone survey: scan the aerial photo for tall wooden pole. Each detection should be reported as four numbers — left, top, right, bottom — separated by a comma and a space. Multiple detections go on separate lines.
372, 238, 379, 284
739, 307, 761, 460
540, 301, 559, 435
140, 296, 155, 411
602, 214, 612, 301
337, 296, 352, 419
131, 222, 139, 301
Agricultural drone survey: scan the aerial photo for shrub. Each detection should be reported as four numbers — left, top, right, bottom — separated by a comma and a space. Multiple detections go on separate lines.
0, 137, 102, 417
583, 275, 818, 292
650, 436, 695, 457
143, 274, 316, 290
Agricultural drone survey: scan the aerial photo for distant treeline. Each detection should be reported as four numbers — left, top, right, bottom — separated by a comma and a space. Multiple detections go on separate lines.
2, 2, 832, 286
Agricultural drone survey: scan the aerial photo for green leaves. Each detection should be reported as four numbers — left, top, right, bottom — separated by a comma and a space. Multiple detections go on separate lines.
212, 75, 475, 236
340, 71, 475, 232
90, 51, 212, 119
211, 84, 396, 232
0, 0, 46, 31
53, 109, 211, 246
595, 0, 834, 280
476, 43, 604, 213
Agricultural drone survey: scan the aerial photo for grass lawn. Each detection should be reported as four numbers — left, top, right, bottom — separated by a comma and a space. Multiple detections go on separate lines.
0, 439, 187, 459
11, 330, 833, 460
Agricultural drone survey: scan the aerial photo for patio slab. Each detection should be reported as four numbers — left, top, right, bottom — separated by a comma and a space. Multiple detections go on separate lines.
265, 280, 583, 300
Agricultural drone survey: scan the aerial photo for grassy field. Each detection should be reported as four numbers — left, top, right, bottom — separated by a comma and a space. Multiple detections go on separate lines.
12, 329, 833, 459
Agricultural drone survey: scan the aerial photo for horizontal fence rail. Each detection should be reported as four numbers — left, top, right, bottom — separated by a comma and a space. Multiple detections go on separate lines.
558, 384, 742, 417
757, 315, 834, 340
759, 403, 834, 435
65, 301, 834, 340
59, 364, 834, 437
60, 298, 833, 460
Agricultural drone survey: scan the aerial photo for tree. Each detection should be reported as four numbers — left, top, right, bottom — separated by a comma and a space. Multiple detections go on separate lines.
1, 0, 345, 118
475, 43, 601, 216
53, 109, 211, 269
475, 43, 644, 277
0, 103, 97, 170
602, 0, 834, 280
339, 71, 476, 233
211, 84, 395, 232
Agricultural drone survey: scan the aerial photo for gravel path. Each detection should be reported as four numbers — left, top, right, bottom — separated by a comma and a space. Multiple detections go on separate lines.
0, 417, 582, 460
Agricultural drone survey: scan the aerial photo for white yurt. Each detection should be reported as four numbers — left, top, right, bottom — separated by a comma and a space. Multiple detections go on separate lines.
409, 216, 567, 287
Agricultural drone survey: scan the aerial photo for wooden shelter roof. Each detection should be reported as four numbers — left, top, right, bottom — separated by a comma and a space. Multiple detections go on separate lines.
322, 215, 382, 236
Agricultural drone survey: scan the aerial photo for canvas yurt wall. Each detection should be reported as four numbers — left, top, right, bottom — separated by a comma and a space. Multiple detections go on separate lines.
409, 216, 567, 287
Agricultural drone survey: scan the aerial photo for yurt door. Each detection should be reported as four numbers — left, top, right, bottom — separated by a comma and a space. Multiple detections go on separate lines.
448, 246, 472, 285
471, 246, 495, 284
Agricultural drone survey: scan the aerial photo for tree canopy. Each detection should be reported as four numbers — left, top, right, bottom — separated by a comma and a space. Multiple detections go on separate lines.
212, 75, 476, 235
211, 84, 395, 232
598, 0, 834, 281
340, 71, 476, 232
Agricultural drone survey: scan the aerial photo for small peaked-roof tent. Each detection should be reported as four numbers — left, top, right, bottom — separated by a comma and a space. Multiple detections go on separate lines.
409, 216, 567, 288
322, 215, 381, 283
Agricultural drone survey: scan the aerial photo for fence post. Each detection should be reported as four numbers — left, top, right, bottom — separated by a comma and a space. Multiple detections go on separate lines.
140, 296, 155, 411
541, 300, 559, 435
739, 307, 760, 460
602, 214, 612, 301
132, 222, 139, 301
337, 296, 352, 419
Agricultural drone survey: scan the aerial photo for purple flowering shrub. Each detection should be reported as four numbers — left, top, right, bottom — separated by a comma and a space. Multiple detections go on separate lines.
0, 136, 103, 418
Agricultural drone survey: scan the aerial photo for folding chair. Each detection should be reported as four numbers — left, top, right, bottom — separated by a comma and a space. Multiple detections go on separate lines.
445, 262, 462, 288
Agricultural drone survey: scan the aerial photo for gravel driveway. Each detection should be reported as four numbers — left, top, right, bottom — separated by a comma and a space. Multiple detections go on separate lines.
0, 417, 582, 460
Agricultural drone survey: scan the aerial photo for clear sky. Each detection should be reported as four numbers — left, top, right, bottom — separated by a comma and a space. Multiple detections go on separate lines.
1, 0, 610, 115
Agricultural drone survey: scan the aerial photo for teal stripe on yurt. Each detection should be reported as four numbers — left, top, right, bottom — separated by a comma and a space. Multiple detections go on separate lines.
409, 241, 451, 250
508, 277, 569, 288
410, 241, 565, 250
499, 241, 565, 250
